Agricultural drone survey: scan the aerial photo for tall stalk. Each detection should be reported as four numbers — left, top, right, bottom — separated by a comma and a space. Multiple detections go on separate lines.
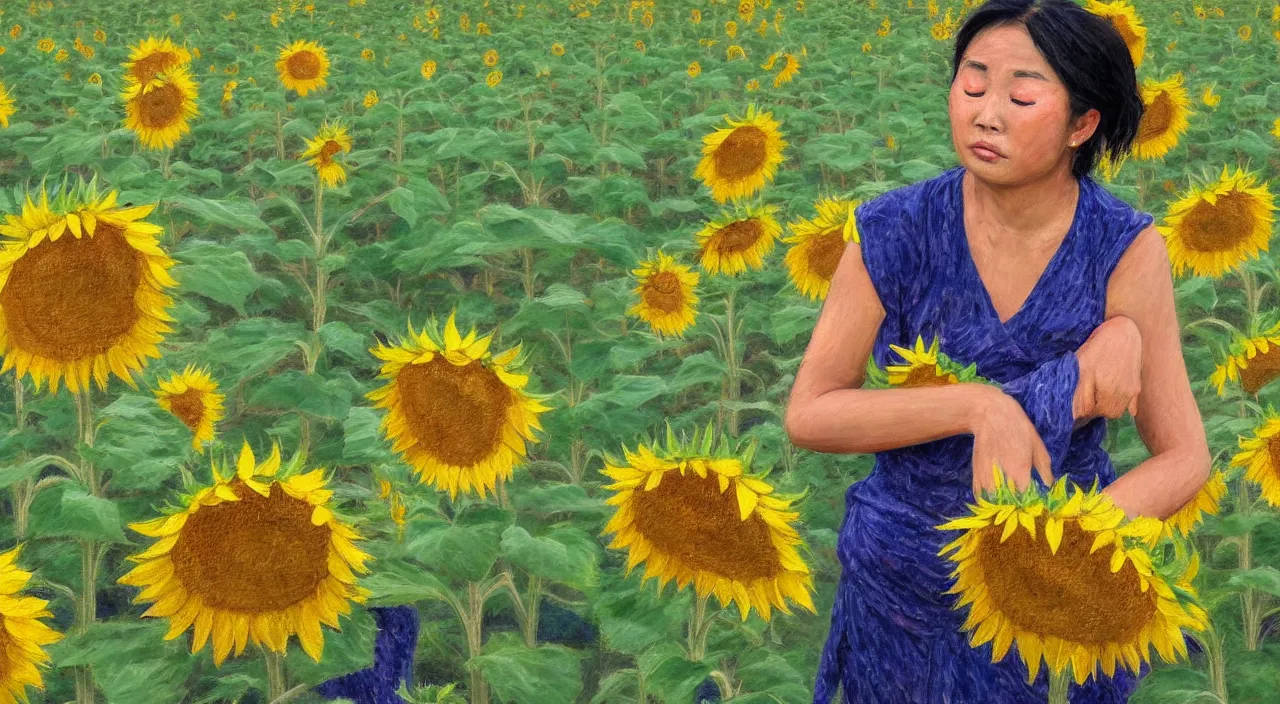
74, 387, 99, 704
265, 648, 287, 700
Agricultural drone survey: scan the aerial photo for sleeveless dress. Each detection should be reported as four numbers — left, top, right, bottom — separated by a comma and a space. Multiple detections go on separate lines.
811, 166, 1162, 704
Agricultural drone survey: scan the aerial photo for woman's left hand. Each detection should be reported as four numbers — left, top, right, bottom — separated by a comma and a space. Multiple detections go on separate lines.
1075, 314, 1143, 421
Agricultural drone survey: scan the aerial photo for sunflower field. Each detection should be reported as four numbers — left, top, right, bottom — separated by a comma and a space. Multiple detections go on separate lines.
0, 0, 1278, 702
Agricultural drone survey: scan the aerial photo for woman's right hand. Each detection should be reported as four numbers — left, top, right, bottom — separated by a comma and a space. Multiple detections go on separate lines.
969, 386, 1054, 499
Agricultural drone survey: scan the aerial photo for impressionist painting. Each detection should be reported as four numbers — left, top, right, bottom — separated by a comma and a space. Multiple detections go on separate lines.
0, 0, 1276, 702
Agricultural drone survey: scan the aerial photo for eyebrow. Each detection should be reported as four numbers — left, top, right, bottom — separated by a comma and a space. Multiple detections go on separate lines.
962, 59, 1049, 80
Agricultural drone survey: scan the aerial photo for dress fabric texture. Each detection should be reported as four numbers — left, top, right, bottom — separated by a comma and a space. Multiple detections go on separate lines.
811, 166, 1162, 704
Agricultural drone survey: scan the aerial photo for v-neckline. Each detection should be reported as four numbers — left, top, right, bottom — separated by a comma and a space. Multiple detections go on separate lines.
955, 169, 1086, 330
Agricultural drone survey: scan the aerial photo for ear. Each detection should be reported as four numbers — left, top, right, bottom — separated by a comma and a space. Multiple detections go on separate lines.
1070, 108, 1102, 145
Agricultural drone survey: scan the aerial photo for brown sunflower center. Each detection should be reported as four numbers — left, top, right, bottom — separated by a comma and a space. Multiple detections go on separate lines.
806, 229, 846, 282
286, 50, 322, 80
631, 467, 781, 581
319, 140, 344, 162
137, 82, 185, 129
167, 388, 205, 431
0, 221, 143, 362
642, 271, 686, 313
1239, 346, 1280, 395
394, 356, 513, 467
1137, 91, 1172, 142
976, 518, 1157, 645
169, 481, 331, 611
713, 125, 768, 180
900, 363, 955, 388
1177, 190, 1257, 254
1110, 16, 1138, 50
708, 219, 764, 255
131, 51, 178, 84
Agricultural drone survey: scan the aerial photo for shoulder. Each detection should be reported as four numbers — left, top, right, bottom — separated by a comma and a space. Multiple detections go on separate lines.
855, 166, 959, 226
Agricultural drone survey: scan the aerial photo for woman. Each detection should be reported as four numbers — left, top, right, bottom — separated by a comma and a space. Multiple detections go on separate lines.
785, 1, 1212, 702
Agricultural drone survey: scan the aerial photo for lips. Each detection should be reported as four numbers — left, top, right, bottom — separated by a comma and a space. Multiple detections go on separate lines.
970, 142, 1004, 157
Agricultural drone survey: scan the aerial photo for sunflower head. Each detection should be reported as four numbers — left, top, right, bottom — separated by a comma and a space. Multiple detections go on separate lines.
1084, 0, 1147, 68
936, 466, 1209, 686
694, 202, 783, 276
1229, 408, 1280, 508
1159, 165, 1276, 279
0, 544, 63, 702
781, 197, 860, 300
883, 334, 992, 388
0, 175, 178, 394
365, 310, 555, 501
1162, 466, 1228, 540
154, 364, 226, 453
600, 419, 817, 622
627, 250, 700, 337
122, 36, 192, 84
1132, 73, 1192, 161
121, 66, 201, 151
275, 40, 330, 96
693, 103, 788, 204
118, 440, 373, 666
300, 121, 353, 189
0, 81, 13, 128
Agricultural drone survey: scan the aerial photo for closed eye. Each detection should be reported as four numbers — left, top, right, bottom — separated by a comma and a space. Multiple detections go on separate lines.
964, 90, 1034, 106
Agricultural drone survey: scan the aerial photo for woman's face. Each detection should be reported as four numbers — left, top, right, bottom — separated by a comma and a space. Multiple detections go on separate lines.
948, 23, 1099, 184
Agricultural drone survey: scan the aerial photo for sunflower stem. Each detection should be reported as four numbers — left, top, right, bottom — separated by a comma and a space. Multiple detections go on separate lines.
1047, 664, 1071, 704
264, 648, 287, 700
72, 385, 100, 701
686, 591, 715, 662
1240, 267, 1261, 338
275, 109, 285, 160
312, 174, 327, 334
721, 285, 741, 437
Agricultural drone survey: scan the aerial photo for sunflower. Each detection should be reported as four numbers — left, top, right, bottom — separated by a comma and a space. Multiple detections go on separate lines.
36, 38, 53, 53
0, 178, 177, 395
551, 42, 565, 56
154, 364, 225, 453
1131, 73, 1192, 161
746, 78, 760, 91
687, 61, 702, 78
694, 202, 783, 276
363, 89, 378, 108
118, 441, 373, 666
0, 82, 13, 128
122, 66, 200, 151
1230, 411, 1280, 507
301, 121, 353, 189
122, 36, 192, 85
421, 59, 437, 79
486, 70, 502, 88
361, 48, 374, 61
0, 545, 63, 703
275, 40, 330, 96
94, 28, 106, 42
773, 54, 799, 87
1084, 0, 1147, 68
781, 197, 859, 300
627, 250, 700, 337
87, 72, 102, 86
366, 310, 554, 501
1157, 466, 1227, 542
483, 48, 499, 67
600, 422, 816, 621
1210, 322, 1280, 396
693, 104, 787, 204
936, 467, 1209, 687
1158, 166, 1276, 279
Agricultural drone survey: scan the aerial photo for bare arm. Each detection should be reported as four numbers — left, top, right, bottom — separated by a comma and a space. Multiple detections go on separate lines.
784, 235, 1008, 453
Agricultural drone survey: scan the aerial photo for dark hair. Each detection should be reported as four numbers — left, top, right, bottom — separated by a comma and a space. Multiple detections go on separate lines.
950, 0, 1143, 180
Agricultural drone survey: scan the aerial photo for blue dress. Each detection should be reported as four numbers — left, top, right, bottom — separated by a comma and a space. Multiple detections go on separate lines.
812, 166, 1158, 704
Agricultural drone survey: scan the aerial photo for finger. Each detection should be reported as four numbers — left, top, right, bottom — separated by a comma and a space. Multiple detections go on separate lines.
1033, 439, 1053, 487
1128, 393, 1139, 418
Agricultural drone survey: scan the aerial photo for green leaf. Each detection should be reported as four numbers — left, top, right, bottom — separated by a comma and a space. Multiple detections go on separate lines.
1175, 276, 1217, 313
407, 518, 507, 583
597, 144, 647, 170
28, 484, 129, 543
167, 195, 271, 234
641, 642, 712, 704
389, 186, 419, 228
363, 558, 458, 607
500, 524, 601, 590
46, 622, 192, 704
0, 455, 61, 490
319, 321, 370, 362
342, 406, 395, 465
246, 370, 357, 420
172, 240, 265, 315
768, 304, 818, 346
508, 483, 608, 516
1225, 566, 1280, 598
534, 283, 589, 310
470, 632, 583, 704
897, 158, 944, 182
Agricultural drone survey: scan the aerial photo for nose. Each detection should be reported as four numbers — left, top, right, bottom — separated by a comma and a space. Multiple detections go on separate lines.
972, 94, 1003, 134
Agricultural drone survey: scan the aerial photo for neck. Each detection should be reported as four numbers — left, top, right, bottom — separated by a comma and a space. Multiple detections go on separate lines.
962, 167, 1079, 243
